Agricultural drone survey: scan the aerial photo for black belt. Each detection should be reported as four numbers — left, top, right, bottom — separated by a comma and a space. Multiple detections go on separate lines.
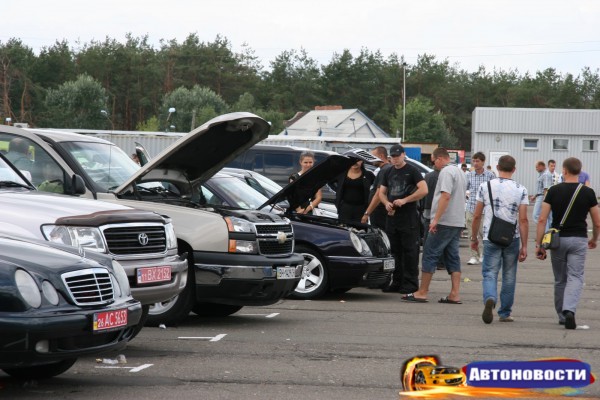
535, 194, 544, 197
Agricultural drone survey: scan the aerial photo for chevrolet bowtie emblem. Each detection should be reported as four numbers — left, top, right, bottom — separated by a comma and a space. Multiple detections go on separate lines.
276, 231, 287, 244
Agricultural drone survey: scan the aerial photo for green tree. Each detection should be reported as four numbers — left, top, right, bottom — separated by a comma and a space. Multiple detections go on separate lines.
42, 74, 108, 128
391, 96, 457, 148
162, 85, 229, 131
0, 38, 36, 124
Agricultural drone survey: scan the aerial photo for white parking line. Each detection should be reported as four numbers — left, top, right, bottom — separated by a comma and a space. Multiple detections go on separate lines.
178, 333, 227, 341
239, 312, 280, 318
95, 364, 154, 373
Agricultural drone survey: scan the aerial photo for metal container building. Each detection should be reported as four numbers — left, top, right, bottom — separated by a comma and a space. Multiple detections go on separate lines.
472, 107, 600, 196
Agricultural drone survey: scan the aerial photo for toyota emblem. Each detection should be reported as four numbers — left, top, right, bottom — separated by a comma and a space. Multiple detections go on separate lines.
276, 231, 287, 244
138, 233, 149, 246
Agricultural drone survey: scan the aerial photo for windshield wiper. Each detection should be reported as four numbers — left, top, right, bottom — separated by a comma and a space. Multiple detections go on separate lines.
0, 180, 34, 189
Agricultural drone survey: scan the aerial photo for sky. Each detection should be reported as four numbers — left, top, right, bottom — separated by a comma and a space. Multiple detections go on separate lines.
3, 0, 600, 76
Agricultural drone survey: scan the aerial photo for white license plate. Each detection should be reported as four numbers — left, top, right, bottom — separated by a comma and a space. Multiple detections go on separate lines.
137, 266, 172, 284
93, 309, 128, 332
276, 267, 296, 279
383, 259, 395, 271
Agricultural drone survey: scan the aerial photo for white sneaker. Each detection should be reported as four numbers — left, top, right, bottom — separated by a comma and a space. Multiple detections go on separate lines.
467, 257, 480, 265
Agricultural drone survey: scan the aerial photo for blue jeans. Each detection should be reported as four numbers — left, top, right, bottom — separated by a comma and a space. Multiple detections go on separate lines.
481, 238, 520, 318
422, 225, 462, 274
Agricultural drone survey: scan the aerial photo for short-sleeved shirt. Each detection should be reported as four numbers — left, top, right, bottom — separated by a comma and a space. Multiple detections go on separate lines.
380, 162, 423, 217
368, 163, 392, 207
536, 170, 553, 195
578, 171, 591, 185
544, 183, 598, 237
476, 178, 529, 241
465, 169, 495, 213
431, 164, 467, 227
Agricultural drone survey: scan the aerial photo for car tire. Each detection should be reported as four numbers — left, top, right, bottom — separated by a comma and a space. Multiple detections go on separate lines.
2, 358, 77, 379
145, 249, 195, 327
289, 245, 329, 299
130, 304, 149, 339
192, 303, 243, 317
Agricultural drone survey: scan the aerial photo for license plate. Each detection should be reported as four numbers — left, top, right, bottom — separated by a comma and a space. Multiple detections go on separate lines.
93, 309, 128, 332
383, 259, 395, 271
276, 266, 296, 279
137, 266, 172, 284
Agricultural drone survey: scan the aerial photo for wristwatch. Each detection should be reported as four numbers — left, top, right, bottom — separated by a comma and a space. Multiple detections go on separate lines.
470, 237, 478, 242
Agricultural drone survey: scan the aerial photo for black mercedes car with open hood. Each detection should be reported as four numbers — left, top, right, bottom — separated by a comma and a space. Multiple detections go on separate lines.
20, 113, 302, 325
0, 235, 142, 379
205, 153, 395, 299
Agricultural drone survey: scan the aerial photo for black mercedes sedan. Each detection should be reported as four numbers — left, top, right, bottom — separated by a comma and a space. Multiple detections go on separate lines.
0, 235, 142, 379
204, 155, 395, 299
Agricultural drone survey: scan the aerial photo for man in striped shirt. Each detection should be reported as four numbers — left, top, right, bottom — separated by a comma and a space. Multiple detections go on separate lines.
465, 152, 496, 265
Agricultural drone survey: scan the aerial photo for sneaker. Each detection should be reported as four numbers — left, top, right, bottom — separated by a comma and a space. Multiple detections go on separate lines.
499, 316, 514, 322
479, 256, 484, 264
563, 311, 576, 330
467, 257, 480, 265
482, 298, 495, 324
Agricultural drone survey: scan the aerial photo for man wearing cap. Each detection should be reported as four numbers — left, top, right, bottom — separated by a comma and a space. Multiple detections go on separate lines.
379, 144, 428, 293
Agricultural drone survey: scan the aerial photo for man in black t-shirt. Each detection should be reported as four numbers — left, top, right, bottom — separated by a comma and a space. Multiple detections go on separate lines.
379, 144, 428, 293
536, 157, 600, 330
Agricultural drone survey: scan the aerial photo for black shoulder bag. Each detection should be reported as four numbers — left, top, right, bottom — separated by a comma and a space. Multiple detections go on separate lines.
487, 181, 517, 247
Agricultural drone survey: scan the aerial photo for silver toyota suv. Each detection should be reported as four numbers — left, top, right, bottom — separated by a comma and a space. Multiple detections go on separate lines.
0, 141, 187, 334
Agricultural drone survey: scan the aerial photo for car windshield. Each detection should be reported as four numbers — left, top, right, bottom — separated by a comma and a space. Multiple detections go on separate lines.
208, 176, 270, 210
251, 171, 282, 196
0, 156, 31, 188
60, 141, 140, 191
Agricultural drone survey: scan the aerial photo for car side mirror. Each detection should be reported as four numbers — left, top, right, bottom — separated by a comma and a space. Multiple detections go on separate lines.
68, 174, 86, 195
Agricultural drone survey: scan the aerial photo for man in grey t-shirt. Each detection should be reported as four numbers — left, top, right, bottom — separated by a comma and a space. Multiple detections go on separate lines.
402, 147, 466, 304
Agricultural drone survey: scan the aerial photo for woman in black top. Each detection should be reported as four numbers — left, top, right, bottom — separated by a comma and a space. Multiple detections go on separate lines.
289, 151, 322, 214
334, 156, 375, 223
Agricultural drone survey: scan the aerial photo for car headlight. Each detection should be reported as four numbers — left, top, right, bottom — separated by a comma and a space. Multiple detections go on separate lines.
379, 229, 391, 250
224, 216, 255, 233
229, 239, 259, 254
41, 280, 59, 306
15, 269, 42, 308
111, 260, 131, 297
349, 232, 363, 254
165, 222, 177, 250
41, 225, 106, 253
359, 238, 373, 256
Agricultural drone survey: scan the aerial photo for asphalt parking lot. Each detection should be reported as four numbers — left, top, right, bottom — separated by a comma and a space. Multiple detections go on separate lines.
2, 210, 599, 400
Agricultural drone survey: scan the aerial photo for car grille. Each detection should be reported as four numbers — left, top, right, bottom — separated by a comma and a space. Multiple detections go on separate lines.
62, 268, 114, 306
103, 225, 166, 255
256, 224, 294, 255
445, 377, 464, 385
360, 231, 389, 258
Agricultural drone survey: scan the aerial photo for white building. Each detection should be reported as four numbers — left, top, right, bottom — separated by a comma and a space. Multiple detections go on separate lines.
471, 107, 600, 195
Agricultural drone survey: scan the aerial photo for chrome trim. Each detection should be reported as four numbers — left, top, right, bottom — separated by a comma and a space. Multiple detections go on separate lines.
61, 267, 114, 306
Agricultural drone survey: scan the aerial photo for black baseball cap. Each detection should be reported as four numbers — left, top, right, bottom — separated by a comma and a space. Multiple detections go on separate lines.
389, 144, 405, 156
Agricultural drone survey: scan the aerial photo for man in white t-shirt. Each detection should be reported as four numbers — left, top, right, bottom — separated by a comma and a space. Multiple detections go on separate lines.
471, 155, 529, 324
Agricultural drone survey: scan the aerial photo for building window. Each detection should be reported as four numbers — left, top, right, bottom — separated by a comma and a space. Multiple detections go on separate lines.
582, 139, 598, 152
523, 138, 538, 149
552, 139, 569, 151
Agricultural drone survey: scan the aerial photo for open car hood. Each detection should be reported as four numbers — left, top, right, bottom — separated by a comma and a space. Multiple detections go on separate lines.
114, 112, 270, 195
259, 154, 354, 211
